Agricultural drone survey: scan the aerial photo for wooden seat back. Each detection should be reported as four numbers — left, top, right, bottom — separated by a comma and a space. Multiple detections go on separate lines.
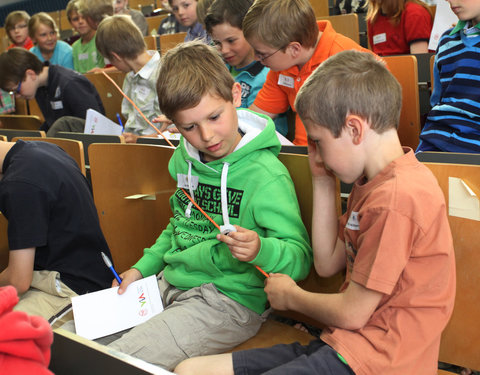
309, 0, 329, 17
0, 115, 43, 130
0, 129, 46, 141
419, 155, 480, 373
317, 13, 359, 44
11, 137, 86, 176
56, 132, 125, 166
383, 55, 421, 150
84, 71, 127, 122
159, 32, 186, 56
88, 143, 176, 272
146, 14, 168, 35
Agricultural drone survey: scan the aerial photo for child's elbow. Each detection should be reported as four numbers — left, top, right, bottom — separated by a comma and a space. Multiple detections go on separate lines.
337, 309, 371, 331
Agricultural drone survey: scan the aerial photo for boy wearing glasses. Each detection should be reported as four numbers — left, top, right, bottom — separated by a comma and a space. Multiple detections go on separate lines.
0, 48, 104, 133
243, 0, 369, 145
4, 11, 33, 50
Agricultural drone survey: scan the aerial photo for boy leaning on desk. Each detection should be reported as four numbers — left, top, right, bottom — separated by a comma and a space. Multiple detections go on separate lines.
64, 41, 312, 371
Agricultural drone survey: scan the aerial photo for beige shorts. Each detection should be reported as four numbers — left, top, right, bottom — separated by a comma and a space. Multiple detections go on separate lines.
108, 276, 267, 371
14, 270, 77, 328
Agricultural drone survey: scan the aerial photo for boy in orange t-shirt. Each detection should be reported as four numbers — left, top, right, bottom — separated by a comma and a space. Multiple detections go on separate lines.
242, 0, 370, 145
174, 50, 456, 375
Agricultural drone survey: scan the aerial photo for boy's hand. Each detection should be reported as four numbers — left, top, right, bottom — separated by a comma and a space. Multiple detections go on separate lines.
264, 273, 298, 310
122, 132, 139, 143
113, 268, 143, 295
307, 137, 334, 179
152, 115, 177, 133
217, 225, 261, 262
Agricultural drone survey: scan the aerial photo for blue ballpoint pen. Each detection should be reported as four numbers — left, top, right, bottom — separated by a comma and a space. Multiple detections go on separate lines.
101, 252, 122, 284
116, 113, 124, 132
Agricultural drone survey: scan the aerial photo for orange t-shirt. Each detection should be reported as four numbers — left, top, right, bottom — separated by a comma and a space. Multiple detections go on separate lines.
321, 149, 456, 375
7, 37, 33, 50
253, 21, 370, 145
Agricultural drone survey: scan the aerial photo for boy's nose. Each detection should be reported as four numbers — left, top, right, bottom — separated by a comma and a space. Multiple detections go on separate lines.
199, 125, 213, 142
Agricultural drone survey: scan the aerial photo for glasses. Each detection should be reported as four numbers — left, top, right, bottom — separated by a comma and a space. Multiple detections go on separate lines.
255, 46, 285, 63
12, 24, 27, 31
14, 81, 22, 94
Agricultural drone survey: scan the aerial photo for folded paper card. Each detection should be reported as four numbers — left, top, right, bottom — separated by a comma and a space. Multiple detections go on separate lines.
448, 177, 480, 221
72, 275, 163, 340
84, 108, 123, 136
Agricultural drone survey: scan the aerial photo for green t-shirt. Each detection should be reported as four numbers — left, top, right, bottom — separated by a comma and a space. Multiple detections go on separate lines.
72, 34, 105, 73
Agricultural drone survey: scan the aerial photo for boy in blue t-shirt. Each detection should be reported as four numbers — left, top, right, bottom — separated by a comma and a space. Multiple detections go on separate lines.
204, 0, 288, 136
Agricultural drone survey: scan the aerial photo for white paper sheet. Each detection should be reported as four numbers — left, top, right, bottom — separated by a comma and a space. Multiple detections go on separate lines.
84, 108, 124, 136
72, 275, 163, 340
429, 0, 458, 51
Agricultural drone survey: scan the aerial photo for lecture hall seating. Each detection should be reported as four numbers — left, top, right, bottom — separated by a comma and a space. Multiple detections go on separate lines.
383, 54, 421, 150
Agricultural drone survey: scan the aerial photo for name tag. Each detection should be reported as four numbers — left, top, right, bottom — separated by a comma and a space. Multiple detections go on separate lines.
346, 211, 360, 230
373, 33, 387, 45
278, 74, 294, 88
136, 85, 149, 101
177, 174, 199, 190
78, 52, 89, 60
50, 100, 64, 110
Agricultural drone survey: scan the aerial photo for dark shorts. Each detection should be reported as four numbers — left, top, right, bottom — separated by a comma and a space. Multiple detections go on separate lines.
232, 339, 355, 375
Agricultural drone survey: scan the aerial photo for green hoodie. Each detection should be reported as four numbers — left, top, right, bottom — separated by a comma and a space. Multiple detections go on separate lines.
133, 109, 312, 314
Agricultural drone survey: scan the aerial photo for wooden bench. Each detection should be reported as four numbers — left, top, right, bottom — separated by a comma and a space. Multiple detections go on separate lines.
88, 143, 176, 272
417, 152, 480, 373
84, 71, 127, 123
0, 129, 46, 141
232, 152, 344, 351
0, 114, 43, 130
159, 32, 187, 56
383, 55, 421, 150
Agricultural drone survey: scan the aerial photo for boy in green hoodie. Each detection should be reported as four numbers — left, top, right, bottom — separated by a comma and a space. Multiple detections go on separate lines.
102, 41, 312, 371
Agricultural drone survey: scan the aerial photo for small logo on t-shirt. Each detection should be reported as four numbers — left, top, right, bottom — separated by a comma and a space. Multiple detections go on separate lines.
346, 211, 360, 230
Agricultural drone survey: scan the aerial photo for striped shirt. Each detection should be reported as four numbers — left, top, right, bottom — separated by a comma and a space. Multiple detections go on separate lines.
417, 27, 480, 152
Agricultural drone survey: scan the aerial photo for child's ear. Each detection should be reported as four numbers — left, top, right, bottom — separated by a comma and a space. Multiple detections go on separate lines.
286, 41, 302, 59
345, 114, 366, 145
231, 82, 242, 108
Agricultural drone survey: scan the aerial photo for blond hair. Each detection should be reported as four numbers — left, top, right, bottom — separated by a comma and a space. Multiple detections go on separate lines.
95, 15, 146, 60
77, 0, 114, 25
156, 41, 234, 121
295, 50, 402, 137
367, 0, 432, 25
243, 0, 317, 49
28, 12, 59, 40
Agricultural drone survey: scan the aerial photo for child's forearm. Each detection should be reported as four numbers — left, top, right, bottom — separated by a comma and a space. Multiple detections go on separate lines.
311, 175, 345, 277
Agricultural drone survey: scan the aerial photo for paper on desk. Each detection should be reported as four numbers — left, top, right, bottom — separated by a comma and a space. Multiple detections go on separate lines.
448, 177, 480, 221
72, 275, 163, 340
429, 0, 458, 51
84, 108, 123, 136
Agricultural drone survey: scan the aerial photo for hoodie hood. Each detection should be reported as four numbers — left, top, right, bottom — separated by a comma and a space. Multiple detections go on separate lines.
171, 108, 281, 232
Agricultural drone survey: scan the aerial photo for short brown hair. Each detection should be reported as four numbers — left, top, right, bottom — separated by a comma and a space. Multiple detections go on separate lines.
295, 50, 402, 137
28, 12, 59, 40
66, 0, 80, 21
5, 11, 30, 43
205, 0, 253, 34
78, 0, 114, 26
95, 15, 146, 60
243, 0, 317, 49
156, 41, 235, 121
0, 48, 43, 92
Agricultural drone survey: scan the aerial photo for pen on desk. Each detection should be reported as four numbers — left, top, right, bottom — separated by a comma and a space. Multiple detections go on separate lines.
101, 252, 122, 284
116, 113, 124, 132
